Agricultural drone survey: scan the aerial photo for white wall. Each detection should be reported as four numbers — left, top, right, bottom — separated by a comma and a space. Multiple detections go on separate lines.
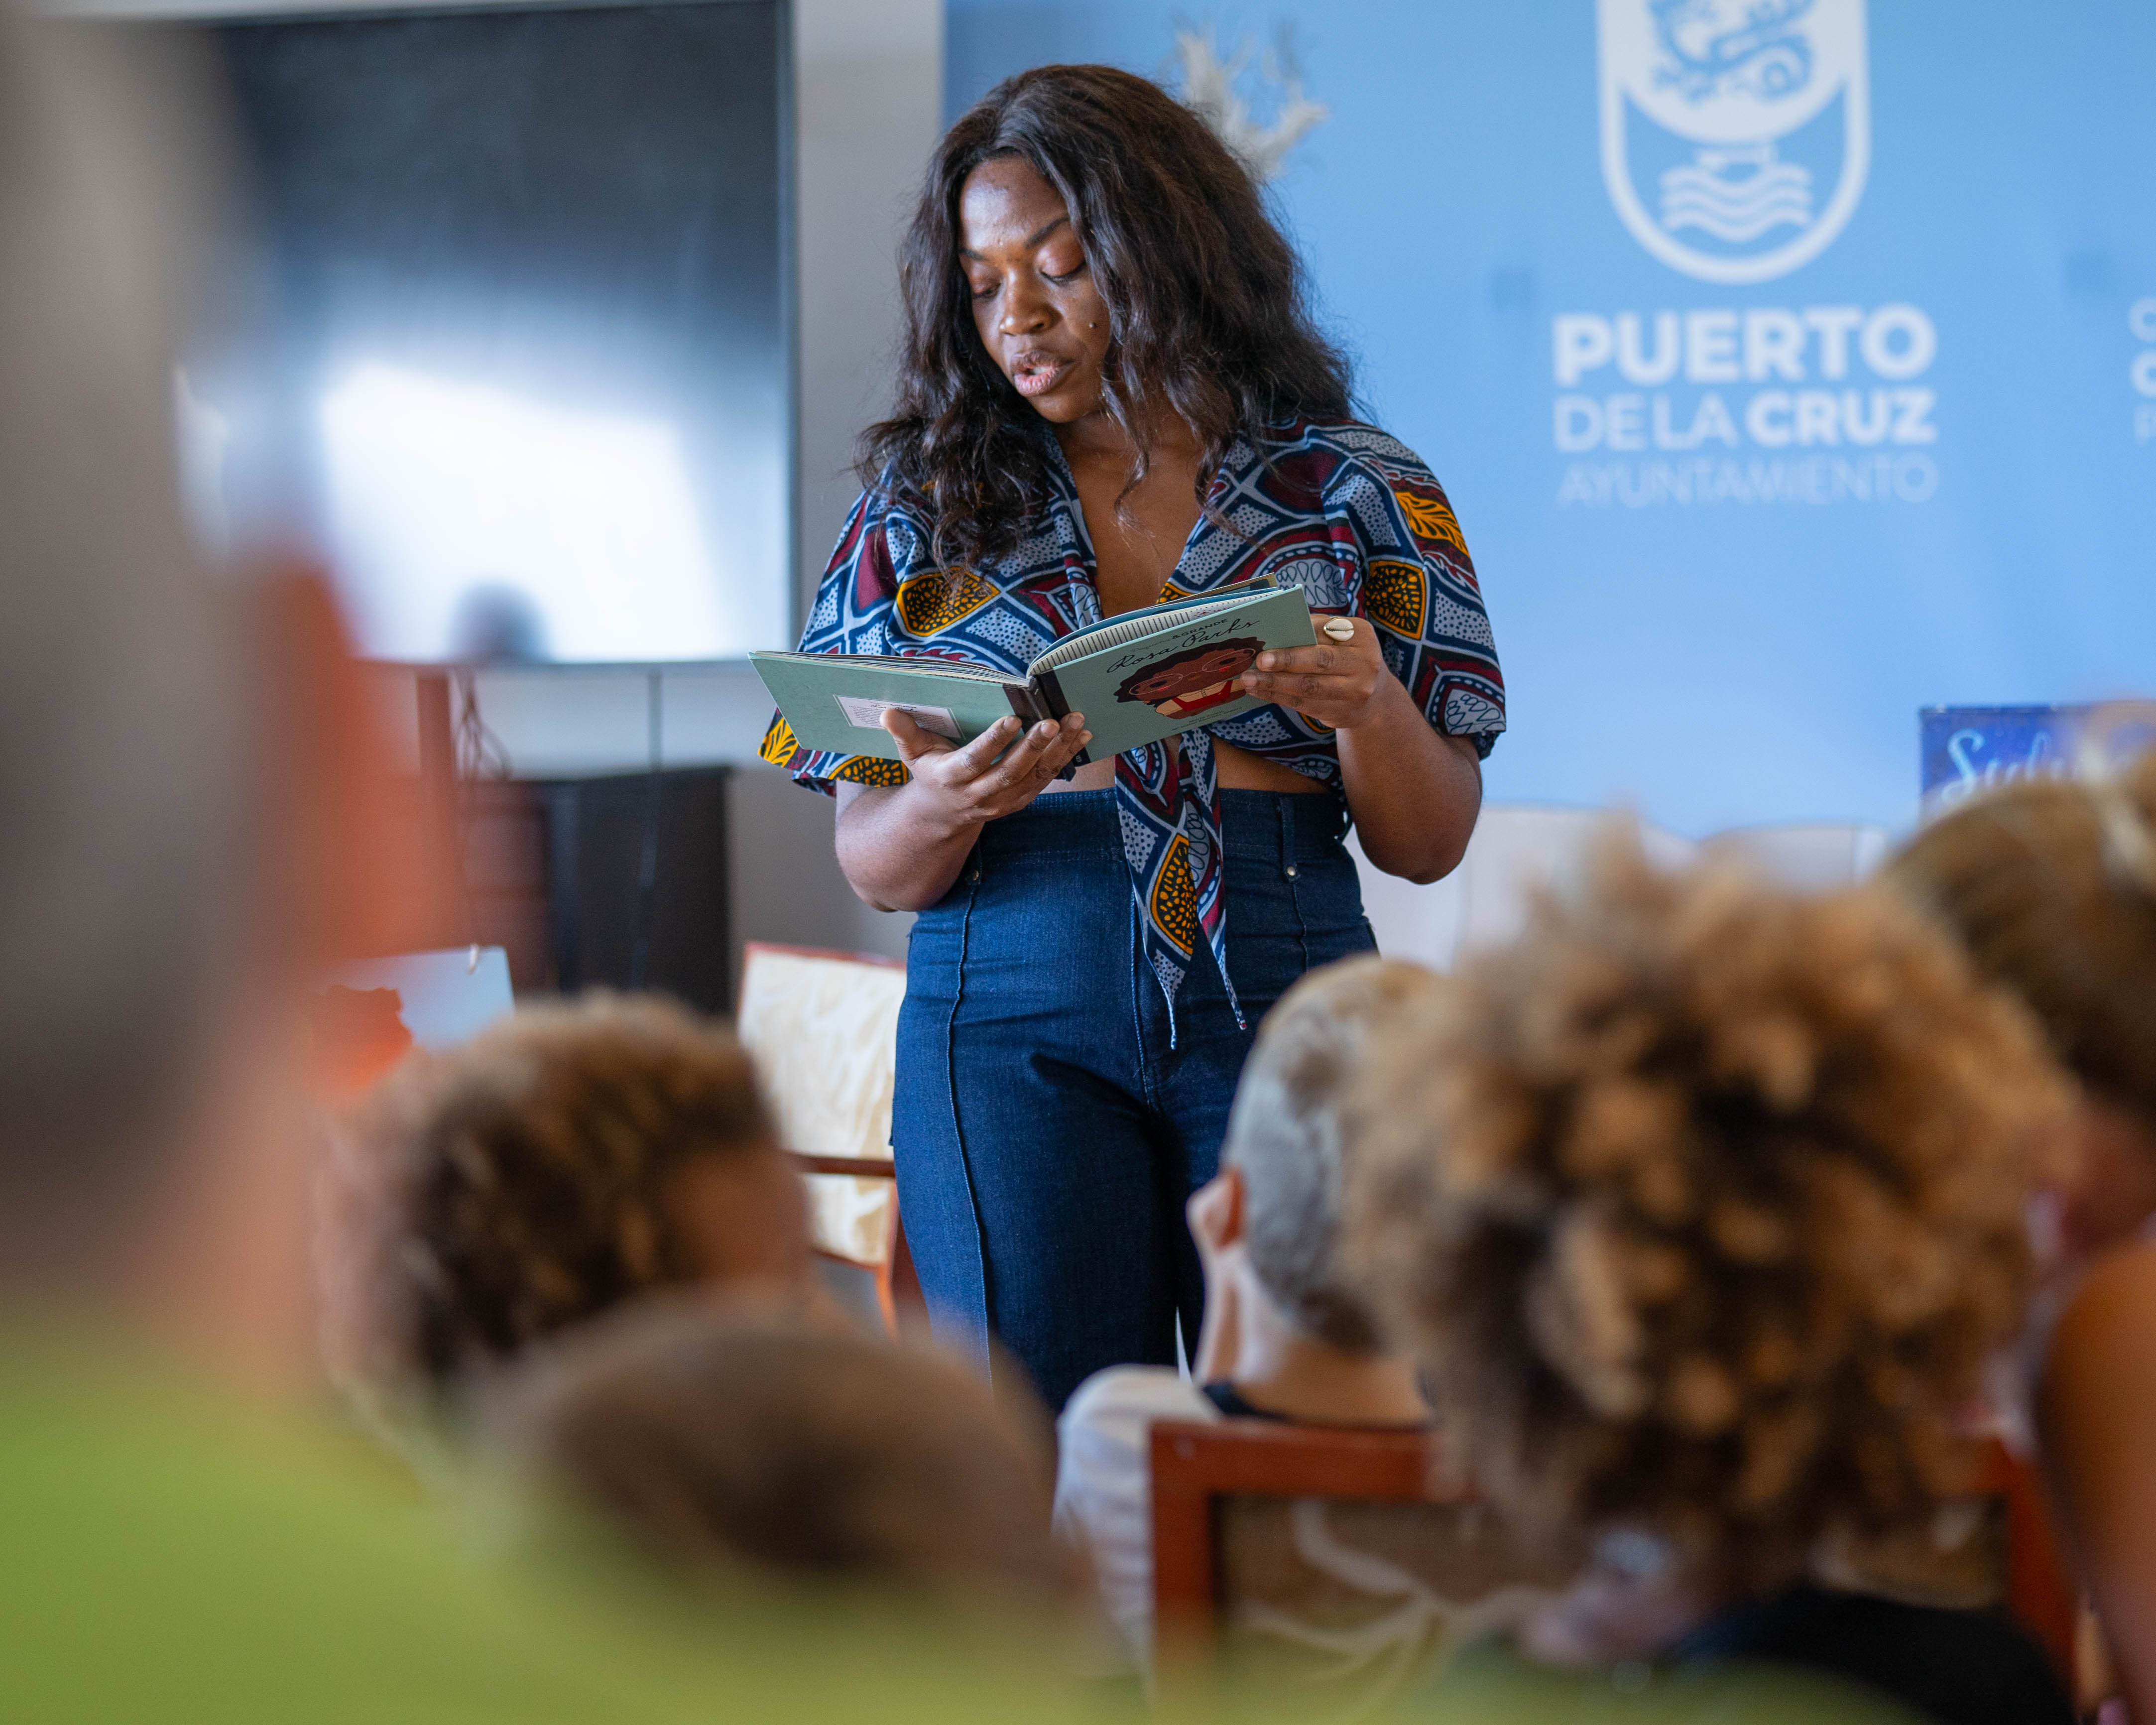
793, 0, 943, 623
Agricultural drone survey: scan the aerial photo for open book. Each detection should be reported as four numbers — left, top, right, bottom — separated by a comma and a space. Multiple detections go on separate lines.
751, 578, 1315, 767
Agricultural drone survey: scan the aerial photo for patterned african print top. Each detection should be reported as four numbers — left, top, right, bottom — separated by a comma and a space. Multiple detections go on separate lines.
760, 417, 1505, 1031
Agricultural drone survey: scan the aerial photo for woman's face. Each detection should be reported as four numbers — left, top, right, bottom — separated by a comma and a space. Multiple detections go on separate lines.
958, 155, 1113, 426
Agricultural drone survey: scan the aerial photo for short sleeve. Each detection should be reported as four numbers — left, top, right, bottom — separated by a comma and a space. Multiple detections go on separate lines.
1332, 445, 1506, 759
757, 488, 916, 795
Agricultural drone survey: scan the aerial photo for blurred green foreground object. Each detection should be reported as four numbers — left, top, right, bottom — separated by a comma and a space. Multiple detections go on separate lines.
0, 1345, 1120, 1725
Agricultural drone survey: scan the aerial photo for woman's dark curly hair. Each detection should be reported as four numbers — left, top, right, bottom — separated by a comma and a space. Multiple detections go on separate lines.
861, 64, 1353, 566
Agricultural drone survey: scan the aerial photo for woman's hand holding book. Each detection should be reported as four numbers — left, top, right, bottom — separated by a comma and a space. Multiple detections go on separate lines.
881, 709, 1093, 833
1236, 616, 1398, 734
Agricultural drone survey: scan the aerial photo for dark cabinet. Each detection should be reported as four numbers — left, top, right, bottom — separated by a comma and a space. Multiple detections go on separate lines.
463, 767, 731, 1012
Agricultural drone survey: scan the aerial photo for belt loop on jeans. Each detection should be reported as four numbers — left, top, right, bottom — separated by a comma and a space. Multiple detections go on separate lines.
1280, 796, 1299, 880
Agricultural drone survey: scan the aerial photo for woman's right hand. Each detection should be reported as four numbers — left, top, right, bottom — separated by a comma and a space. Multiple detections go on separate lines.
882, 708, 1091, 832
832, 710, 1092, 912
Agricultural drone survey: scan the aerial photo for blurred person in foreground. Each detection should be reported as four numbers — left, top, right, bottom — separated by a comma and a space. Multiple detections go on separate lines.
0, 14, 711, 1716
1345, 843, 2073, 1725
1887, 737, 2156, 1724
321, 993, 819, 1466
1053, 957, 1439, 1673
489, 1295, 1077, 1615
0, 17, 1105, 1721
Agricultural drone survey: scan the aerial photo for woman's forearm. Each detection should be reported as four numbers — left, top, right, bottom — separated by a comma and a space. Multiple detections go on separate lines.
833, 780, 977, 911
1337, 681, 1483, 884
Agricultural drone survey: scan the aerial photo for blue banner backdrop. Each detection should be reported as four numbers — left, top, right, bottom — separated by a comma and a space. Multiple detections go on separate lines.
945, 1, 2156, 835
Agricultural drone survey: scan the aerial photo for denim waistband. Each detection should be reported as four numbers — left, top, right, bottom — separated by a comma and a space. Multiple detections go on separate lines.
973, 787, 1349, 864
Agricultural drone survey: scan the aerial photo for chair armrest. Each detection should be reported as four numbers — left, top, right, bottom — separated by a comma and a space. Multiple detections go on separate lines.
786, 1150, 896, 1180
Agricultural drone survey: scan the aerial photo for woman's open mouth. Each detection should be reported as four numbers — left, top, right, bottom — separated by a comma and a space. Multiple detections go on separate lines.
1010, 351, 1072, 397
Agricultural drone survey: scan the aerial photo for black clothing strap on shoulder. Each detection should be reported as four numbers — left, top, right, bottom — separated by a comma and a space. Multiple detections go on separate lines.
1201, 1381, 1291, 1421
1198, 1381, 1434, 1430
1677, 1582, 2074, 1725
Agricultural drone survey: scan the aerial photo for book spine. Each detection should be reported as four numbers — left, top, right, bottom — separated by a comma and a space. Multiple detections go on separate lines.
1003, 683, 1046, 726
1033, 669, 1089, 766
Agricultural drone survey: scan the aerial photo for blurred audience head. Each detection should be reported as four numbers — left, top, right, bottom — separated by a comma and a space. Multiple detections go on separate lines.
1347, 841, 2066, 1602
1219, 955, 1448, 1353
490, 1295, 1073, 1611
1887, 738, 2156, 1259
324, 994, 802, 1429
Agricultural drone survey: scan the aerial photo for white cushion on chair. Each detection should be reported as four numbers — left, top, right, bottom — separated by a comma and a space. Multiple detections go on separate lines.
1345, 829, 1463, 971
1453, 806, 1692, 959
1352, 808, 1892, 976
1350, 806, 1690, 971
1701, 822, 1892, 890
736, 946, 906, 1267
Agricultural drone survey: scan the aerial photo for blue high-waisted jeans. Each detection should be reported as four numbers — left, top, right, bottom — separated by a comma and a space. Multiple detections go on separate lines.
891, 788, 1377, 1412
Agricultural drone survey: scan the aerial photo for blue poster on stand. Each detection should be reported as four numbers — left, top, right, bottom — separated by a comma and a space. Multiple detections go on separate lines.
1917, 706, 2086, 822
1920, 703, 2156, 821
946, 0, 2156, 837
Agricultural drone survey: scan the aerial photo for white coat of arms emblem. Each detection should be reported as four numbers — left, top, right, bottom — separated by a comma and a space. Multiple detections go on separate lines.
1598, 0, 1869, 284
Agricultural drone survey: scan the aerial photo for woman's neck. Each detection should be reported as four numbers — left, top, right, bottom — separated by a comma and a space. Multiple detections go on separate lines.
1051, 401, 1201, 469
1221, 1264, 1430, 1426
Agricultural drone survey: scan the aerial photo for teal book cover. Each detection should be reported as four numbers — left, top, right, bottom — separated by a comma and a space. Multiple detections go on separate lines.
748, 654, 1035, 761
750, 579, 1314, 766
1034, 583, 1315, 759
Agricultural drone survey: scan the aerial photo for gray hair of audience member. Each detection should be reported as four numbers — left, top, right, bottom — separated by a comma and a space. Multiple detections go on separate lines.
1222, 956, 1448, 1354
0, 12, 246, 1208
490, 1297, 1077, 1608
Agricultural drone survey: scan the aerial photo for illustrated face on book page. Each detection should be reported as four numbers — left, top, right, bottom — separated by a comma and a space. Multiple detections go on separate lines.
1115, 639, 1263, 718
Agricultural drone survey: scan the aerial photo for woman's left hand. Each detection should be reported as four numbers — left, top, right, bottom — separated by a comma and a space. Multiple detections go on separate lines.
1235, 615, 1397, 732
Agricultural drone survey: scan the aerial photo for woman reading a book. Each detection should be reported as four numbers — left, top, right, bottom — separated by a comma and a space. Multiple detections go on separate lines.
758, 65, 1504, 1412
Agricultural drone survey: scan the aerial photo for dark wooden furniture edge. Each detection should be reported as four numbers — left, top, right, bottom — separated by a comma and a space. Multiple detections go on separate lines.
1972, 1437, 2078, 1683
737, 939, 904, 988
788, 1152, 895, 1180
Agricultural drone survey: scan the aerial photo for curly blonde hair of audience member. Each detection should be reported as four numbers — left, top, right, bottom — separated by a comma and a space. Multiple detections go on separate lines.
491, 1296, 1077, 1610
1344, 840, 2067, 1589
1226, 956, 1449, 1353
1885, 744, 2156, 1126
321, 993, 779, 1432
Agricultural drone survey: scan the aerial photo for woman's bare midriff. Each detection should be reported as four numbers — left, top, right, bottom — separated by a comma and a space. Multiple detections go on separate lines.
1041, 738, 1323, 794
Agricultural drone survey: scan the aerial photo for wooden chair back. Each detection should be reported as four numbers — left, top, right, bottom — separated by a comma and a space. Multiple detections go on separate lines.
1150, 1419, 1561, 1706
1152, 1420, 1437, 1641
1151, 1422, 2084, 1695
